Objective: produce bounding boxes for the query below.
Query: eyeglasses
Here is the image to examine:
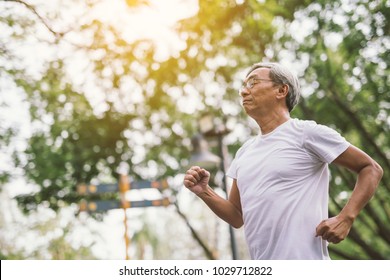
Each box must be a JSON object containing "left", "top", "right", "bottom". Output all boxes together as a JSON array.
[{"left": 240, "top": 77, "right": 273, "bottom": 92}]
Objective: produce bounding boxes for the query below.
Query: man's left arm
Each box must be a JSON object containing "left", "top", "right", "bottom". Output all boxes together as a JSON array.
[{"left": 316, "top": 145, "right": 383, "bottom": 244}]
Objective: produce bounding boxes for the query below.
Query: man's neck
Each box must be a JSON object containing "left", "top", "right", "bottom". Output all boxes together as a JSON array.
[{"left": 253, "top": 110, "right": 291, "bottom": 135}]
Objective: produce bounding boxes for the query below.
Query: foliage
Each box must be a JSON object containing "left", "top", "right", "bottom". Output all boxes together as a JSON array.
[
  {"left": 0, "top": 199, "right": 96, "bottom": 260},
  {"left": 1, "top": 0, "right": 389, "bottom": 259}
]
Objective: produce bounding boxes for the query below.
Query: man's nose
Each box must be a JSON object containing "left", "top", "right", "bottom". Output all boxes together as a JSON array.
[{"left": 239, "top": 87, "right": 250, "bottom": 97}]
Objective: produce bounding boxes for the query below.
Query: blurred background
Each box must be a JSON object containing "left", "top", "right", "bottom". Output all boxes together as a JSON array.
[{"left": 0, "top": 0, "right": 389, "bottom": 260}]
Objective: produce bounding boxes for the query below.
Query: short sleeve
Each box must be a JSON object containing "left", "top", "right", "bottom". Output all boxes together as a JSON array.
[
  {"left": 226, "top": 156, "right": 238, "bottom": 179},
  {"left": 303, "top": 123, "right": 350, "bottom": 164}
]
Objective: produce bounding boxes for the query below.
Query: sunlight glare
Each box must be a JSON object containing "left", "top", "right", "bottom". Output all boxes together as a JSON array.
[{"left": 93, "top": 0, "right": 198, "bottom": 60}]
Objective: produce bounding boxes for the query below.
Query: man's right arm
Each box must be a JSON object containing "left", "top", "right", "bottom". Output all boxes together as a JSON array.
[{"left": 184, "top": 166, "right": 243, "bottom": 228}]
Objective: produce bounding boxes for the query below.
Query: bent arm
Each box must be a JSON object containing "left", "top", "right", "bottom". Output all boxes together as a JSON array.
[
  {"left": 198, "top": 179, "right": 243, "bottom": 228},
  {"left": 334, "top": 145, "right": 383, "bottom": 221},
  {"left": 184, "top": 166, "right": 243, "bottom": 228},
  {"left": 316, "top": 145, "right": 383, "bottom": 243}
]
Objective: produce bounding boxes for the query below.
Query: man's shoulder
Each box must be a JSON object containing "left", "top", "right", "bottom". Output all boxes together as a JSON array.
[
  {"left": 292, "top": 118, "right": 339, "bottom": 136},
  {"left": 294, "top": 118, "right": 348, "bottom": 147},
  {"left": 291, "top": 118, "right": 318, "bottom": 128},
  {"left": 291, "top": 118, "right": 330, "bottom": 136}
]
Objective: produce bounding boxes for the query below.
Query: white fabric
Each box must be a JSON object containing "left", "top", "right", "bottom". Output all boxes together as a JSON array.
[{"left": 226, "top": 118, "right": 350, "bottom": 260}]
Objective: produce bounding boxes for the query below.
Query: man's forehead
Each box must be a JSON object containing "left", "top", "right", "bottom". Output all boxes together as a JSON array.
[{"left": 246, "top": 67, "right": 271, "bottom": 78}]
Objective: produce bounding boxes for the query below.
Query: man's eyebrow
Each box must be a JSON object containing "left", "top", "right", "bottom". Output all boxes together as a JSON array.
[{"left": 244, "top": 74, "right": 259, "bottom": 81}]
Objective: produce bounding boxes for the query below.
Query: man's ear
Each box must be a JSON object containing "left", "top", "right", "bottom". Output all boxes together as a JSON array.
[{"left": 276, "top": 84, "right": 289, "bottom": 99}]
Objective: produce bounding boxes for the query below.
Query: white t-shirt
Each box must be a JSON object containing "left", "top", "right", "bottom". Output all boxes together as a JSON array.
[{"left": 226, "top": 118, "right": 350, "bottom": 260}]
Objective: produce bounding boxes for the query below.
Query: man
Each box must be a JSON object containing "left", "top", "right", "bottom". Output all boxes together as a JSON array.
[{"left": 183, "top": 62, "right": 383, "bottom": 259}]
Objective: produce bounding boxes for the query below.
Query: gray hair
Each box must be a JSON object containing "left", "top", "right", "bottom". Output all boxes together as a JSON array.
[{"left": 246, "top": 62, "right": 301, "bottom": 112}]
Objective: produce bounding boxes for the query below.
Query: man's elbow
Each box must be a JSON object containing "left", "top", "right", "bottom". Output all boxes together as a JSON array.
[
  {"left": 372, "top": 161, "right": 383, "bottom": 179},
  {"left": 368, "top": 160, "right": 383, "bottom": 184}
]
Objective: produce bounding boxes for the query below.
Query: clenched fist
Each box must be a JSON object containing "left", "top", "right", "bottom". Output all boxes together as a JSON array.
[
  {"left": 315, "top": 215, "right": 353, "bottom": 244},
  {"left": 183, "top": 166, "right": 210, "bottom": 195}
]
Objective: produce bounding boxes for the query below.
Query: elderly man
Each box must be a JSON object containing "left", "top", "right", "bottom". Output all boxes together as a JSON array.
[{"left": 183, "top": 62, "right": 383, "bottom": 259}]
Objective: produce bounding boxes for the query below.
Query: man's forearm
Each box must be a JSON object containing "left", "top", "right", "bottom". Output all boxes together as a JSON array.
[{"left": 198, "top": 186, "right": 244, "bottom": 228}]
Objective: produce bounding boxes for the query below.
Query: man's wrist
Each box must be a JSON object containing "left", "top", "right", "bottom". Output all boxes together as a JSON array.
[
  {"left": 197, "top": 185, "right": 213, "bottom": 199},
  {"left": 338, "top": 211, "right": 356, "bottom": 224}
]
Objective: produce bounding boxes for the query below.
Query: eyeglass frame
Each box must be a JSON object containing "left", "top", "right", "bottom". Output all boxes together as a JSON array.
[{"left": 240, "top": 77, "right": 274, "bottom": 92}]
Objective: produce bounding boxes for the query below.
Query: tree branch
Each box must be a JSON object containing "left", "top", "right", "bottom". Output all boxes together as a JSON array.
[
  {"left": 329, "top": 89, "right": 390, "bottom": 175},
  {"left": 173, "top": 202, "right": 217, "bottom": 260},
  {"left": 3, "top": 0, "right": 65, "bottom": 39}
]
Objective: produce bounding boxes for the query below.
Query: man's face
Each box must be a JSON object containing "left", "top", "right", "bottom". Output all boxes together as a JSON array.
[{"left": 240, "top": 67, "right": 278, "bottom": 117}]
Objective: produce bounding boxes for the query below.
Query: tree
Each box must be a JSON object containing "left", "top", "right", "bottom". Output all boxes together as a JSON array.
[
  {"left": 0, "top": 190, "right": 96, "bottom": 259},
  {"left": 2, "top": 0, "right": 388, "bottom": 259}
]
